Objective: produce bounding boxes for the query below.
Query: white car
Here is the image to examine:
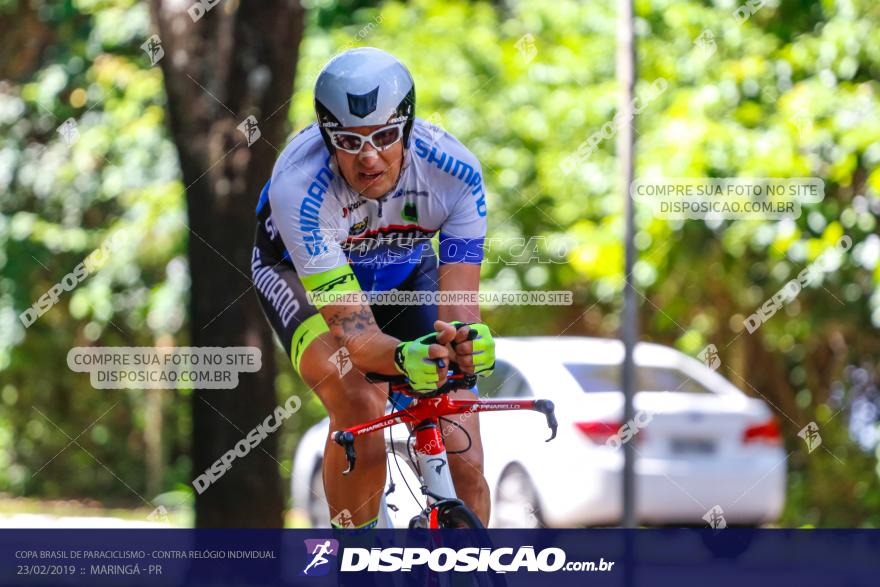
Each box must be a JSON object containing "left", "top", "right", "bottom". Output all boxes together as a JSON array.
[{"left": 291, "top": 337, "right": 786, "bottom": 527}]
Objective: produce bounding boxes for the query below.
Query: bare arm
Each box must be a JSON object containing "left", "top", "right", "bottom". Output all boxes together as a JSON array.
[
  {"left": 301, "top": 265, "right": 400, "bottom": 375},
  {"left": 438, "top": 262, "right": 482, "bottom": 372},
  {"left": 319, "top": 301, "right": 400, "bottom": 375},
  {"left": 438, "top": 262, "right": 481, "bottom": 323},
  {"left": 308, "top": 265, "right": 456, "bottom": 380}
]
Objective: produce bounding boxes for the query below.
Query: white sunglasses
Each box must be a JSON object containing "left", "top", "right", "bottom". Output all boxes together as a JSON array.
[{"left": 326, "top": 122, "right": 406, "bottom": 154}]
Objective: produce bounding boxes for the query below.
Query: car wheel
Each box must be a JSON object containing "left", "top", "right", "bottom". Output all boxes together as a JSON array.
[
  {"left": 307, "top": 460, "right": 328, "bottom": 528},
  {"left": 493, "top": 463, "right": 543, "bottom": 528}
]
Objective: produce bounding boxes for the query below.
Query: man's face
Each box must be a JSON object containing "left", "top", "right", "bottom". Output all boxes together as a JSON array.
[{"left": 333, "top": 123, "right": 404, "bottom": 199}]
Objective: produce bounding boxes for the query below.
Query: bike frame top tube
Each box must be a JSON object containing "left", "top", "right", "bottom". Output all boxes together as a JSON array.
[
  {"left": 342, "top": 395, "right": 545, "bottom": 439},
  {"left": 338, "top": 396, "right": 545, "bottom": 507}
]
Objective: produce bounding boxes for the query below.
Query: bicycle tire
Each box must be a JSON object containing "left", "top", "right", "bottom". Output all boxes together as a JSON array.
[
  {"left": 437, "top": 503, "right": 485, "bottom": 529},
  {"left": 434, "top": 504, "right": 508, "bottom": 587}
]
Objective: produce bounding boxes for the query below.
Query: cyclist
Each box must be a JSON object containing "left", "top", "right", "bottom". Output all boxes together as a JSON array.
[{"left": 252, "top": 47, "right": 495, "bottom": 528}]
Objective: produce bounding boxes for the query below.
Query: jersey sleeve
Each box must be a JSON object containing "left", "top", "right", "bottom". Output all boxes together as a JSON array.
[
  {"left": 268, "top": 156, "right": 362, "bottom": 306},
  {"left": 438, "top": 159, "right": 487, "bottom": 265}
]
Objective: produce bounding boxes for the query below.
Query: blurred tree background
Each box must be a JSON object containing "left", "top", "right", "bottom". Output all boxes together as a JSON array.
[{"left": 1, "top": 0, "right": 878, "bottom": 527}]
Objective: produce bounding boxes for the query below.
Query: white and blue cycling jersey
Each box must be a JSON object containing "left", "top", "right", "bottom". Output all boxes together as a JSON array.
[{"left": 254, "top": 118, "right": 487, "bottom": 292}]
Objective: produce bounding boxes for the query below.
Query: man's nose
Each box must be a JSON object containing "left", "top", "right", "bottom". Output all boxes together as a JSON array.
[{"left": 358, "top": 142, "right": 379, "bottom": 163}]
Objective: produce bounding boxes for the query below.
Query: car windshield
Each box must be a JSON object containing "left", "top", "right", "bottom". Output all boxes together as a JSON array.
[{"left": 563, "top": 363, "right": 712, "bottom": 394}]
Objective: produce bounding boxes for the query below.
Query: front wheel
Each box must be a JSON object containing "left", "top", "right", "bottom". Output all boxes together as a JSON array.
[
  {"left": 437, "top": 503, "right": 484, "bottom": 529},
  {"left": 434, "top": 504, "right": 506, "bottom": 587}
]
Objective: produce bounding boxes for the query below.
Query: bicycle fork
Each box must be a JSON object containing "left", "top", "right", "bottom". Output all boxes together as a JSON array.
[
  {"left": 412, "top": 420, "right": 458, "bottom": 502},
  {"left": 378, "top": 420, "right": 456, "bottom": 529}
]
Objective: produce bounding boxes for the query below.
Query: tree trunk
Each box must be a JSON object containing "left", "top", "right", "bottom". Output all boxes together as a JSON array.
[
  {"left": 144, "top": 388, "right": 163, "bottom": 500},
  {"left": 0, "top": 0, "right": 54, "bottom": 81},
  {"left": 151, "top": 0, "right": 305, "bottom": 528}
]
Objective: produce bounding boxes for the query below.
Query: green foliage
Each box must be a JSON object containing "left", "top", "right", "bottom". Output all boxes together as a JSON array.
[
  {"left": 1, "top": 0, "right": 185, "bottom": 501},
  {"left": 1, "top": 0, "right": 878, "bottom": 525}
]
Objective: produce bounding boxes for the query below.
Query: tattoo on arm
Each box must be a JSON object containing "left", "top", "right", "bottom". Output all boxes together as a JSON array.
[{"left": 325, "top": 304, "right": 378, "bottom": 345}]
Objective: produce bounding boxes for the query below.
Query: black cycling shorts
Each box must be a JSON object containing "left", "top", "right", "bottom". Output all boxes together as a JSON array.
[{"left": 252, "top": 240, "right": 458, "bottom": 409}]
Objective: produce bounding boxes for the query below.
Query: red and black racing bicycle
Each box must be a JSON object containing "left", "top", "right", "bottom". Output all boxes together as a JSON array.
[{"left": 332, "top": 332, "right": 557, "bottom": 529}]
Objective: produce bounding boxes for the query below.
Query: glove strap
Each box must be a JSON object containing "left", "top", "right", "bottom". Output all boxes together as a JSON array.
[{"left": 393, "top": 342, "right": 407, "bottom": 375}]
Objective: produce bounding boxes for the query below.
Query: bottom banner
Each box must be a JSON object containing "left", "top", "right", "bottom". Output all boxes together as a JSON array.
[{"left": 2, "top": 529, "right": 878, "bottom": 586}]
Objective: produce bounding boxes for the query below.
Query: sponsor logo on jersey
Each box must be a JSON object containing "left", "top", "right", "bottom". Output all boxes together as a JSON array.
[
  {"left": 293, "top": 333, "right": 308, "bottom": 367},
  {"left": 413, "top": 138, "right": 487, "bottom": 218},
  {"left": 392, "top": 189, "right": 429, "bottom": 199},
  {"left": 299, "top": 156, "right": 335, "bottom": 256},
  {"left": 251, "top": 248, "right": 300, "bottom": 327},
  {"left": 343, "top": 226, "right": 434, "bottom": 255},
  {"left": 348, "top": 218, "right": 368, "bottom": 236},
  {"left": 264, "top": 215, "right": 278, "bottom": 240},
  {"left": 402, "top": 201, "right": 418, "bottom": 222},
  {"left": 341, "top": 199, "right": 365, "bottom": 218}
]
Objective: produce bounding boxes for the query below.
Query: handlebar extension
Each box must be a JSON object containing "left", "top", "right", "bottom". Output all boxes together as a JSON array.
[
  {"left": 332, "top": 431, "right": 357, "bottom": 475},
  {"left": 332, "top": 399, "right": 556, "bottom": 477},
  {"left": 533, "top": 399, "right": 558, "bottom": 442}
]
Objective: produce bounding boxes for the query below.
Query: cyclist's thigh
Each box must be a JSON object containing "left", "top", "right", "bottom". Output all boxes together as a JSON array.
[
  {"left": 252, "top": 247, "right": 386, "bottom": 418},
  {"left": 298, "top": 332, "right": 388, "bottom": 424}
]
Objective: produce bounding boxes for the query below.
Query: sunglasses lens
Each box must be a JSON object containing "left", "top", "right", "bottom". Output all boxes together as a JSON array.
[
  {"left": 372, "top": 126, "right": 402, "bottom": 149},
  {"left": 333, "top": 133, "right": 363, "bottom": 152}
]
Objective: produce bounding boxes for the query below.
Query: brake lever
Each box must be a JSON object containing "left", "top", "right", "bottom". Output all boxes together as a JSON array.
[
  {"left": 533, "top": 399, "right": 558, "bottom": 442},
  {"left": 332, "top": 431, "right": 357, "bottom": 474}
]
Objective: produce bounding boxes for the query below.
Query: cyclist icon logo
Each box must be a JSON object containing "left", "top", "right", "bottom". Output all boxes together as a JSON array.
[
  {"left": 702, "top": 505, "right": 727, "bottom": 531},
  {"left": 798, "top": 421, "right": 822, "bottom": 453},
  {"left": 301, "top": 538, "right": 339, "bottom": 577},
  {"left": 697, "top": 344, "right": 721, "bottom": 371},
  {"left": 140, "top": 34, "right": 165, "bottom": 67},
  {"left": 237, "top": 115, "right": 262, "bottom": 147},
  {"left": 330, "top": 347, "right": 353, "bottom": 376}
]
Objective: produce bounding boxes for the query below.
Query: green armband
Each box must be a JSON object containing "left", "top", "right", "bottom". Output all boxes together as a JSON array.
[{"left": 300, "top": 265, "right": 362, "bottom": 309}]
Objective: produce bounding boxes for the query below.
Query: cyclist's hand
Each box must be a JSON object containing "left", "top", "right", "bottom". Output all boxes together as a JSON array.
[
  {"left": 394, "top": 330, "right": 450, "bottom": 392},
  {"left": 433, "top": 320, "right": 474, "bottom": 372},
  {"left": 446, "top": 321, "right": 496, "bottom": 378},
  {"left": 445, "top": 321, "right": 475, "bottom": 373}
]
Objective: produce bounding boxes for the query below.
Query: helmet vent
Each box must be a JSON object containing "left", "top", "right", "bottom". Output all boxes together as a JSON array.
[{"left": 346, "top": 87, "right": 379, "bottom": 118}]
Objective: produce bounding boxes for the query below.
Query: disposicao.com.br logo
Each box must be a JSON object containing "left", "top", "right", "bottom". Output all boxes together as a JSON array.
[
  {"left": 338, "top": 546, "right": 615, "bottom": 573},
  {"left": 301, "top": 539, "right": 339, "bottom": 577}
]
